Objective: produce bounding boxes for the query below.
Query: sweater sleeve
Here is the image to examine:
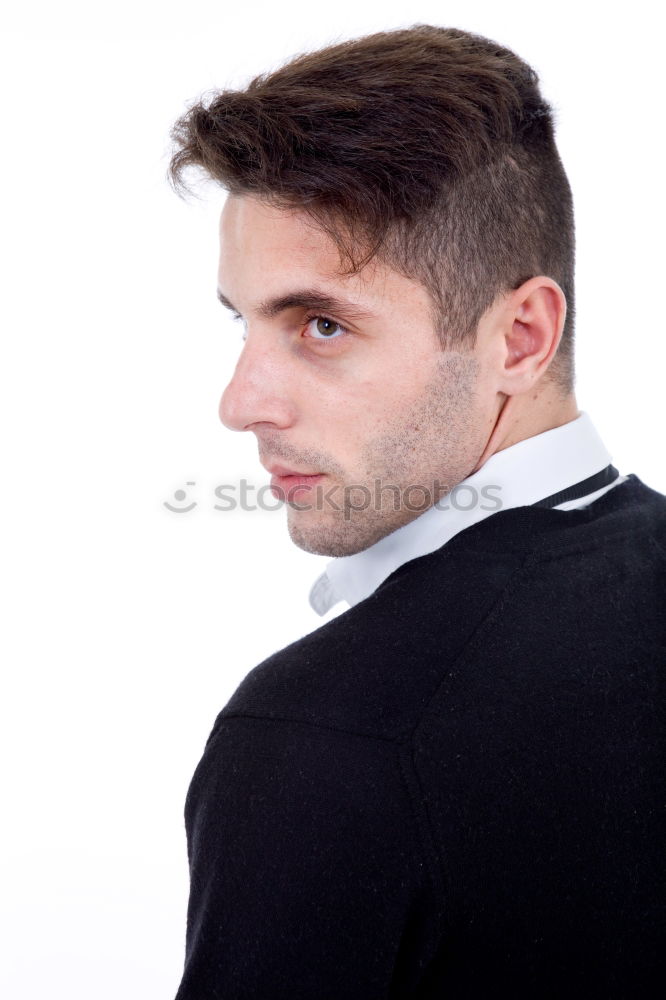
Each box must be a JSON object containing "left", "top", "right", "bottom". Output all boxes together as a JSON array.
[{"left": 173, "top": 713, "right": 440, "bottom": 1000}]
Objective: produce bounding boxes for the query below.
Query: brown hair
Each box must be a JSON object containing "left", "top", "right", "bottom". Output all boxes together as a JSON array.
[{"left": 169, "top": 24, "right": 576, "bottom": 394}]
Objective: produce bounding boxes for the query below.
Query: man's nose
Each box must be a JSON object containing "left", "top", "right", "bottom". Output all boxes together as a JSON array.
[{"left": 219, "top": 335, "right": 296, "bottom": 432}]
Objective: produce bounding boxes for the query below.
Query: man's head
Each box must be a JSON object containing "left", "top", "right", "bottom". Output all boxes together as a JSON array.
[{"left": 169, "top": 24, "right": 577, "bottom": 556}]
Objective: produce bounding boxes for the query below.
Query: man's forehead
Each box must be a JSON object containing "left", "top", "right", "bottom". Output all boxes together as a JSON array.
[
  {"left": 220, "top": 197, "right": 378, "bottom": 298},
  {"left": 219, "top": 193, "right": 328, "bottom": 252},
  {"left": 216, "top": 193, "right": 435, "bottom": 322}
]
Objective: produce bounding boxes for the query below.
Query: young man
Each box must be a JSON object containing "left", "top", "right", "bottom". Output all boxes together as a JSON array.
[{"left": 169, "top": 24, "right": 665, "bottom": 998}]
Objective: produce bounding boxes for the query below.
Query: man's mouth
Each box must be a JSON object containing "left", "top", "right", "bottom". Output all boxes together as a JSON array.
[
  {"left": 259, "top": 457, "right": 328, "bottom": 502},
  {"left": 268, "top": 468, "right": 325, "bottom": 500}
]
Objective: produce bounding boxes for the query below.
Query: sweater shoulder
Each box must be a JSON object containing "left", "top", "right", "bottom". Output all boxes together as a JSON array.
[
  {"left": 217, "top": 542, "right": 526, "bottom": 741},
  {"left": 215, "top": 475, "right": 666, "bottom": 742}
]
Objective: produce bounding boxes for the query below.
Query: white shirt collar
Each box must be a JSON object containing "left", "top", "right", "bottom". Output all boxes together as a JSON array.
[{"left": 309, "top": 411, "right": 619, "bottom": 616}]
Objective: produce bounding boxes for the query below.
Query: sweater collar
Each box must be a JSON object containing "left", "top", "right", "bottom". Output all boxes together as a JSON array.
[{"left": 309, "top": 412, "right": 619, "bottom": 616}]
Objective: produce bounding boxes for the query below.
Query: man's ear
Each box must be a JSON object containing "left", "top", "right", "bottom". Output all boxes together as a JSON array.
[{"left": 496, "top": 277, "right": 567, "bottom": 395}]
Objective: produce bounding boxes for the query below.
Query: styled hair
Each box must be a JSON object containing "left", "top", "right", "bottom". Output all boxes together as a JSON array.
[{"left": 169, "top": 24, "right": 576, "bottom": 394}]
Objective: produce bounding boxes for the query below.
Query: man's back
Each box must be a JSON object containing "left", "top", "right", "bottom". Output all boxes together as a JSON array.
[{"left": 176, "top": 475, "right": 666, "bottom": 998}]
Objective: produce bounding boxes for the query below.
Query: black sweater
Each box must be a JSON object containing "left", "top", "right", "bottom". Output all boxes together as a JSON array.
[{"left": 174, "top": 474, "right": 666, "bottom": 999}]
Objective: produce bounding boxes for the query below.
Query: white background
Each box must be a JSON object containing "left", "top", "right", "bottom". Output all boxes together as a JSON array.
[{"left": 1, "top": 2, "right": 664, "bottom": 997}]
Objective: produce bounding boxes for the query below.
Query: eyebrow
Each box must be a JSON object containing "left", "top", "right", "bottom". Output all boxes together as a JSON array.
[{"left": 216, "top": 286, "right": 377, "bottom": 323}]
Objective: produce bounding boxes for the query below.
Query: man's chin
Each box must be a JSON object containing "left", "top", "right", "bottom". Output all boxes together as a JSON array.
[{"left": 285, "top": 508, "right": 401, "bottom": 558}]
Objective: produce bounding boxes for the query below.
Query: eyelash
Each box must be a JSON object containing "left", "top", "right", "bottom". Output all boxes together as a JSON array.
[{"left": 231, "top": 312, "right": 350, "bottom": 343}]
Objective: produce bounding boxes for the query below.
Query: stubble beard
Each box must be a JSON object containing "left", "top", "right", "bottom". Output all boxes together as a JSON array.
[{"left": 286, "top": 353, "right": 484, "bottom": 557}]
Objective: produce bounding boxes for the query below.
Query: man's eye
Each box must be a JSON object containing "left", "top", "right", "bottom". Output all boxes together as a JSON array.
[
  {"left": 231, "top": 312, "right": 247, "bottom": 341},
  {"left": 305, "top": 316, "right": 347, "bottom": 340}
]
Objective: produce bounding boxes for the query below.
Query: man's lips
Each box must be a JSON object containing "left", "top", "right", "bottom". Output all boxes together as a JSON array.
[{"left": 265, "top": 464, "right": 325, "bottom": 499}]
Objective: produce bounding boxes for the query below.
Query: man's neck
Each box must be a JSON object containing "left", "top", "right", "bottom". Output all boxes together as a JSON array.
[{"left": 472, "top": 389, "right": 579, "bottom": 475}]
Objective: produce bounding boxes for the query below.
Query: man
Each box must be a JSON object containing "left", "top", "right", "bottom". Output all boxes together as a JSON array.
[{"left": 168, "top": 24, "right": 665, "bottom": 998}]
